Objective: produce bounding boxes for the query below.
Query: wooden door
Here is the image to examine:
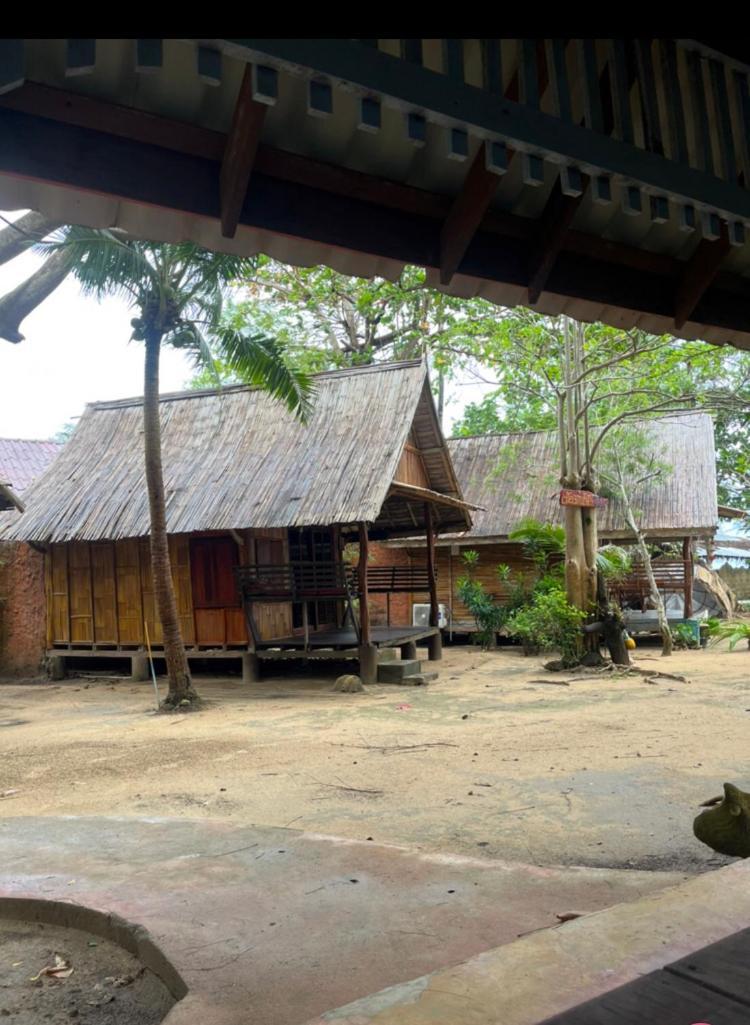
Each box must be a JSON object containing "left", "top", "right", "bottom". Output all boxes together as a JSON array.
[{"left": 190, "top": 536, "right": 247, "bottom": 646}]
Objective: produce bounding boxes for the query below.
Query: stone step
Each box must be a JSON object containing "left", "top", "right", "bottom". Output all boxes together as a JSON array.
[
  {"left": 401, "top": 671, "right": 439, "bottom": 686},
  {"left": 377, "top": 659, "right": 422, "bottom": 682}
]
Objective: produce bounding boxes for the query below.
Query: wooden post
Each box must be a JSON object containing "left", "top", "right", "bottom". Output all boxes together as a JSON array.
[
  {"left": 683, "top": 536, "right": 693, "bottom": 620},
  {"left": 358, "top": 522, "right": 371, "bottom": 645},
  {"left": 424, "top": 503, "right": 442, "bottom": 661},
  {"left": 358, "top": 521, "right": 376, "bottom": 682}
]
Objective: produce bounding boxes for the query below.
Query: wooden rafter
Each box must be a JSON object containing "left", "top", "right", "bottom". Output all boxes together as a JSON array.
[
  {"left": 674, "top": 225, "right": 732, "bottom": 329},
  {"left": 439, "top": 142, "right": 502, "bottom": 285},
  {"left": 220, "top": 65, "right": 267, "bottom": 238},
  {"left": 527, "top": 176, "right": 588, "bottom": 304},
  {"left": 439, "top": 41, "right": 550, "bottom": 286}
]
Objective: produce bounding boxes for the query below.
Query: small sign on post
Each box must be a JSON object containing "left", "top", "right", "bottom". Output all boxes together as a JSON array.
[{"left": 559, "top": 489, "right": 608, "bottom": 509}]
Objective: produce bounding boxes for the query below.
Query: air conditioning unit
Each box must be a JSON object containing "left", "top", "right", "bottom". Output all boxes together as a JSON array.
[{"left": 412, "top": 603, "right": 448, "bottom": 629}]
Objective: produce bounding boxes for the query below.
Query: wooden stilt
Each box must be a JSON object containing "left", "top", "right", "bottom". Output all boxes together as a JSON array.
[
  {"left": 424, "top": 503, "right": 442, "bottom": 661},
  {"left": 683, "top": 536, "right": 693, "bottom": 620},
  {"left": 358, "top": 522, "right": 371, "bottom": 647}
]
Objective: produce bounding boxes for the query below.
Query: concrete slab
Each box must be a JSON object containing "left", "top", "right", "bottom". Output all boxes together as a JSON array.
[
  {"left": 304, "top": 860, "right": 750, "bottom": 1025},
  {"left": 0, "top": 816, "right": 686, "bottom": 1025}
]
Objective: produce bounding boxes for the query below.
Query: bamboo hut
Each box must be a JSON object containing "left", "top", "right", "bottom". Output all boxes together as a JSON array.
[
  {"left": 385, "top": 413, "right": 729, "bottom": 633},
  {"left": 3, "top": 361, "right": 474, "bottom": 682}
]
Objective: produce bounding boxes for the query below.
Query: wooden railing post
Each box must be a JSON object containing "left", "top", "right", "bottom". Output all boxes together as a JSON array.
[{"left": 424, "top": 502, "right": 442, "bottom": 661}]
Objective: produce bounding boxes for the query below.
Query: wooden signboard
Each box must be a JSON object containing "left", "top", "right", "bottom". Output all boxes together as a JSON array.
[{"left": 559, "top": 490, "right": 609, "bottom": 508}]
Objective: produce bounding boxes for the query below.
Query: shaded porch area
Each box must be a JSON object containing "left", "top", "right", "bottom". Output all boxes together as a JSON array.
[{"left": 254, "top": 624, "right": 438, "bottom": 657}]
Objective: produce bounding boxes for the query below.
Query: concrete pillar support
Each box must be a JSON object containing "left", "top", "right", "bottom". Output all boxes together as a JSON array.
[{"left": 242, "top": 652, "right": 260, "bottom": 684}]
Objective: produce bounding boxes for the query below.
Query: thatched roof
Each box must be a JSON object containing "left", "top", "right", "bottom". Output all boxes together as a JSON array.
[
  {"left": 5, "top": 361, "right": 470, "bottom": 543},
  {"left": 445, "top": 413, "right": 718, "bottom": 542}
]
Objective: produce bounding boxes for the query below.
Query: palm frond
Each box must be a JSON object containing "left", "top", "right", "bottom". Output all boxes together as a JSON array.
[
  {"left": 211, "top": 327, "right": 314, "bottom": 421},
  {"left": 34, "top": 226, "right": 158, "bottom": 304}
]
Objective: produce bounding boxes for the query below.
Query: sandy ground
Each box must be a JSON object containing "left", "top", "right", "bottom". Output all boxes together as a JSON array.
[{"left": 0, "top": 642, "right": 746, "bottom": 872}]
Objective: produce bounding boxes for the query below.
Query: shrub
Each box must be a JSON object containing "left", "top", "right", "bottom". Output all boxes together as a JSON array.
[{"left": 506, "top": 588, "right": 585, "bottom": 667}]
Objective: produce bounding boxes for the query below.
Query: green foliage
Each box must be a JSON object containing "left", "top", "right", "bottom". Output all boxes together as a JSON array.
[
  {"left": 456, "top": 575, "right": 509, "bottom": 648},
  {"left": 506, "top": 588, "right": 585, "bottom": 666},
  {"left": 709, "top": 620, "right": 750, "bottom": 651},
  {"left": 52, "top": 421, "right": 76, "bottom": 444},
  {"left": 508, "top": 518, "right": 565, "bottom": 570},
  {"left": 671, "top": 623, "right": 699, "bottom": 650},
  {"left": 38, "top": 228, "right": 313, "bottom": 421},
  {"left": 596, "top": 545, "right": 632, "bottom": 582}
]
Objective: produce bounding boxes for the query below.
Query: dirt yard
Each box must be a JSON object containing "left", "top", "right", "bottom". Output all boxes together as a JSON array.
[{"left": 0, "top": 642, "right": 746, "bottom": 872}]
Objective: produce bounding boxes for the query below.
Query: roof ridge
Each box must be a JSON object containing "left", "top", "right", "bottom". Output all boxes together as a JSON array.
[
  {"left": 0, "top": 437, "right": 62, "bottom": 445},
  {"left": 89, "top": 359, "right": 425, "bottom": 411},
  {"left": 449, "top": 410, "right": 712, "bottom": 444}
]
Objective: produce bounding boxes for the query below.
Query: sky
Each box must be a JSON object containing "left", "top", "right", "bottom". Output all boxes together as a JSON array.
[{"left": 0, "top": 213, "right": 489, "bottom": 440}]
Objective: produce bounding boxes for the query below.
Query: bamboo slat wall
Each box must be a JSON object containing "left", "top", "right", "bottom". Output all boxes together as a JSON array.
[{"left": 45, "top": 530, "right": 293, "bottom": 649}]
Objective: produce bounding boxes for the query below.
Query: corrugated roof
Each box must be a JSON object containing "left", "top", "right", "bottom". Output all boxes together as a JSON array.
[
  {"left": 447, "top": 413, "right": 718, "bottom": 540},
  {"left": 4, "top": 361, "right": 468, "bottom": 543},
  {"left": 0, "top": 438, "right": 61, "bottom": 493}
]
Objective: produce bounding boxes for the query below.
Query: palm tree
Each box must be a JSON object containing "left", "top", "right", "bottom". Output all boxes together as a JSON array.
[{"left": 27, "top": 227, "right": 312, "bottom": 708}]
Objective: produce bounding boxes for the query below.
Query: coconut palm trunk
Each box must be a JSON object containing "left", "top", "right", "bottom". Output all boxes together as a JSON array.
[{"left": 143, "top": 328, "right": 196, "bottom": 705}]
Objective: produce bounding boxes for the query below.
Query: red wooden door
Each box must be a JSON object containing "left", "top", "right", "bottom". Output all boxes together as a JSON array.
[{"left": 190, "top": 536, "right": 246, "bottom": 645}]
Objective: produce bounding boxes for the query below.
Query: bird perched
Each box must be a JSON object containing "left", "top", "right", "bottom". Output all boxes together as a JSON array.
[{"left": 693, "top": 783, "right": 750, "bottom": 857}]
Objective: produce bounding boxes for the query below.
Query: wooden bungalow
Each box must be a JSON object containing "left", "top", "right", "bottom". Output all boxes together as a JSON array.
[
  {"left": 385, "top": 413, "right": 727, "bottom": 633},
  {"left": 3, "top": 361, "right": 474, "bottom": 682}
]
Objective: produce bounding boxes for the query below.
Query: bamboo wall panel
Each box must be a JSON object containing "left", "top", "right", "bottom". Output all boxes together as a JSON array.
[
  {"left": 48, "top": 544, "right": 69, "bottom": 644},
  {"left": 247, "top": 528, "right": 292, "bottom": 641},
  {"left": 139, "top": 540, "right": 161, "bottom": 645},
  {"left": 68, "top": 542, "right": 93, "bottom": 643},
  {"left": 170, "top": 535, "right": 195, "bottom": 645},
  {"left": 115, "top": 539, "right": 143, "bottom": 644},
  {"left": 91, "top": 542, "right": 117, "bottom": 643}
]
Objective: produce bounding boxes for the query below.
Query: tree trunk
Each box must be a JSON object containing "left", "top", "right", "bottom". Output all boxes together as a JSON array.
[
  {"left": 0, "top": 212, "right": 60, "bottom": 267},
  {"left": 0, "top": 247, "right": 74, "bottom": 343},
  {"left": 596, "top": 570, "right": 630, "bottom": 665},
  {"left": 563, "top": 505, "right": 586, "bottom": 612},
  {"left": 143, "top": 329, "right": 198, "bottom": 706}
]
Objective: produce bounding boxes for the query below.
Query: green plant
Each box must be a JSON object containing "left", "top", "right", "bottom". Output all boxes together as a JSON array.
[
  {"left": 456, "top": 550, "right": 512, "bottom": 649},
  {"left": 671, "top": 622, "right": 699, "bottom": 650},
  {"left": 710, "top": 620, "right": 750, "bottom": 651},
  {"left": 508, "top": 519, "right": 565, "bottom": 571},
  {"left": 506, "top": 588, "right": 585, "bottom": 666}
]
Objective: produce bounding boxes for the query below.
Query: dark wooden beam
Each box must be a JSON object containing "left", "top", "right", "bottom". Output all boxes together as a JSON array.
[
  {"left": 683, "top": 536, "right": 693, "bottom": 620},
  {"left": 439, "top": 143, "right": 502, "bottom": 284},
  {"left": 527, "top": 176, "right": 588, "bottom": 303},
  {"left": 358, "top": 522, "right": 371, "bottom": 647},
  {"left": 674, "top": 224, "right": 732, "bottom": 329},
  {"left": 220, "top": 65, "right": 267, "bottom": 238},
  {"left": 4, "top": 98, "right": 750, "bottom": 342}
]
